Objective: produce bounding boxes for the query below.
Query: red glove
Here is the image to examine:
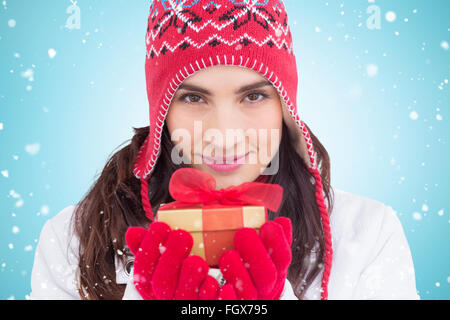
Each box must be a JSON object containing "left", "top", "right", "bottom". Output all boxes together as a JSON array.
[
  {"left": 217, "top": 217, "right": 293, "bottom": 300},
  {"left": 125, "top": 222, "right": 223, "bottom": 300}
]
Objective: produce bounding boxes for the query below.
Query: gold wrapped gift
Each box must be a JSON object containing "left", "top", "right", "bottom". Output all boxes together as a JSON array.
[{"left": 157, "top": 204, "right": 267, "bottom": 267}]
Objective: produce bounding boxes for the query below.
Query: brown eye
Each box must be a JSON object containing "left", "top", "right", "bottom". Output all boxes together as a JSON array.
[
  {"left": 179, "top": 94, "right": 204, "bottom": 105},
  {"left": 245, "top": 92, "right": 269, "bottom": 103},
  {"left": 248, "top": 93, "right": 260, "bottom": 101}
]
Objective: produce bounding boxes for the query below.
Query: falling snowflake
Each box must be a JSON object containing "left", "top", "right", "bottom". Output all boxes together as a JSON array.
[
  {"left": 21, "top": 69, "right": 34, "bottom": 82},
  {"left": 441, "top": 41, "right": 449, "bottom": 51},
  {"left": 366, "top": 64, "right": 379, "bottom": 77},
  {"left": 385, "top": 11, "right": 397, "bottom": 23},
  {"left": 40, "top": 205, "right": 49, "bottom": 215},
  {"left": 25, "top": 143, "right": 40, "bottom": 155},
  {"left": 235, "top": 278, "right": 244, "bottom": 292},
  {"left": 7, "top": 19, "right": 16, "bottom": 28},
  {"left": 15, "top": 199, "right": 24, "bottom": 208},
  {"left": 48, "top": 48, "right": 57, "bottom": 59},
  {"left": 412, "top": 212, "right": 422, "bottom": 221},
  {"left": 409, "top": 111, "right": 419, "bottom": 121}
]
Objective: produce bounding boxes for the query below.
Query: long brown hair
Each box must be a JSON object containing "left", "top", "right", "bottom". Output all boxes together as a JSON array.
[{"left": 72, "top": 120, "right": 334, "bottom": 300}]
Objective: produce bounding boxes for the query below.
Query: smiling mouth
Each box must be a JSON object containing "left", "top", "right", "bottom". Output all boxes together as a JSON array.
[
  {"left": 202, "top": 152, "right": 249, "bottom": 164},
  {"left": 201, "top": 152, "right": 250, "bottom": 173}
]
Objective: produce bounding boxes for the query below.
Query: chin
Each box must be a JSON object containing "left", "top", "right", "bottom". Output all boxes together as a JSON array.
[{"left": 201, "top": 165, "right": 261, "bottom": 189}]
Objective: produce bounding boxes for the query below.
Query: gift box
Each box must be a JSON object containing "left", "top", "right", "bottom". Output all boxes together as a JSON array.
[
  {"left": 155, "top": 167, "right": 284, "bottom": 267},
  {"left": 157, "top": 203, "right": 267, "bottom": 267}
]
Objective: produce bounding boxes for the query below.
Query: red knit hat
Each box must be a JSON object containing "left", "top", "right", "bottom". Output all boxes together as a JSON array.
[{"left": 133, "top": 0, "right": 332, "bottom": 300}]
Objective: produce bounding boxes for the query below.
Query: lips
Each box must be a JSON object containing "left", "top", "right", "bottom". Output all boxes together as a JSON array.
[
  {"left": 202, "top": 153, "right": 250, "bottom": 173},
  {"left": 202, "top": 153, "right": 249, "bottom": 164}
]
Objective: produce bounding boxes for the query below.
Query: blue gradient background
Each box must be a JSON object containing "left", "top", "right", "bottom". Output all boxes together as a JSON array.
[{"left": 0, "top": 0, "right": 448, "bottom": 300}]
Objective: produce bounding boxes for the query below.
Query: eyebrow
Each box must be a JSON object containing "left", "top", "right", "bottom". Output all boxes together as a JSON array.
[{"left": 178, "top": 80, "right": 272, "bottom": 96}]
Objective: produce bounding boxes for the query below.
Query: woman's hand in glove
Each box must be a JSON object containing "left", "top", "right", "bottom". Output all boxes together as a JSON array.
[
  {"left": 218, "top": 217, "right": 293, "bottom": 300},
  {"left": 125, "top": 222, "right": 222, "bottom": 300}
]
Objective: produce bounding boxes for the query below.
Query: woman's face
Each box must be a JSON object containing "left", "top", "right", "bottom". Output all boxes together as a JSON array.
[{"left": 166, "top": 65, "right": 283, "bottom": 189}]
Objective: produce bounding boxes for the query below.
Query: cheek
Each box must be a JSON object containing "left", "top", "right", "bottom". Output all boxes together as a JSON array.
[
  {"left": 166, "top": 109, "right": 197, "bottom": 159},
  {"left": 248, "top": 104, "right": 283, "bottom": 154}
]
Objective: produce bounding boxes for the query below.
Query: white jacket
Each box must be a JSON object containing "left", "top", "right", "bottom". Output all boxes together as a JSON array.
[{"left": 29, "top": 188, "right": 420, "bottom": 300}]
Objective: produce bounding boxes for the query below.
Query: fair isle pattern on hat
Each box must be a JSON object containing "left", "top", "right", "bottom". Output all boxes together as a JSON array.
[{"left": 134, "top": 0, "right": 332, "bottom": 300}]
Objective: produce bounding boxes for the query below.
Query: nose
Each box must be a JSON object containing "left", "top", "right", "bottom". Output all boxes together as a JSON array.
[{"left": 202, "top": 103, "right": 247, "bottom": 156}]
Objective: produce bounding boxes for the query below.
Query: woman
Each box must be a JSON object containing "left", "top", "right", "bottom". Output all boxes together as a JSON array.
[{"left": 30, "top": 0, "right": 419, "bottom": 300}]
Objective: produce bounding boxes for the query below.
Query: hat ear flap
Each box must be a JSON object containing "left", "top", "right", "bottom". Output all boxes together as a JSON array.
[{"left": 280, "top": 96, "right": 313, "bottom": 169}]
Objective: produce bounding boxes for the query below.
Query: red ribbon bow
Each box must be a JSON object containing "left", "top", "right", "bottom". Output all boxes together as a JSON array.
[{"left": 158, "top": 168, "right": 284, "bottom": 212}]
